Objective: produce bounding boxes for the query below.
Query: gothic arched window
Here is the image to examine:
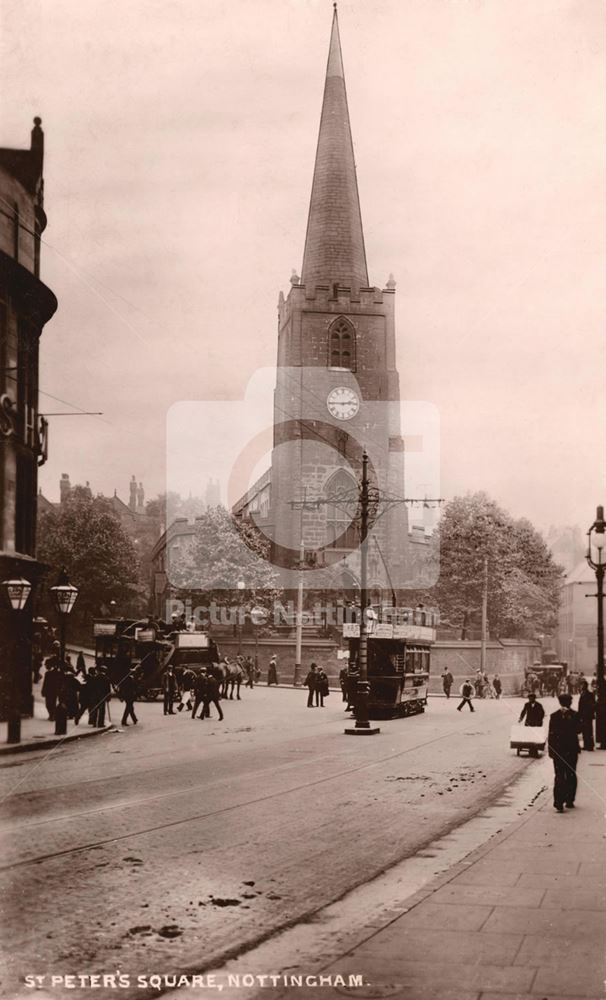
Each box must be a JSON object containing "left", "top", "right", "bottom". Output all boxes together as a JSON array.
[
  {"left": 325, "top": 469, "right": 358, "bottom": 550},
  {"left": 328, "top": 317, "right": 355, "bottom": 370}
]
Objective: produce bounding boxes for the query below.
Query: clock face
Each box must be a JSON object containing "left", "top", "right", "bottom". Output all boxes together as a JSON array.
[{"left": 327, "top": 386, "right": 360, "bottom": 421}]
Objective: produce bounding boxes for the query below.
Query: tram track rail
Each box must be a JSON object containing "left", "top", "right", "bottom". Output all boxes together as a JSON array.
[{"left": 0, "top": 727, "right": 463, "bottom": 873}]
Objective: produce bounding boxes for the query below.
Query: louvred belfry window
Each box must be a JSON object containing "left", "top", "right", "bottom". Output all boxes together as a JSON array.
[{"left": 328, "top": 318, "right": 355, "bottom": 370}]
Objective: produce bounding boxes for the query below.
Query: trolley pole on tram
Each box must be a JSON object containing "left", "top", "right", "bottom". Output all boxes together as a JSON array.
[{"left": 345, "top": 452, "right": 380, "bottom": 736}]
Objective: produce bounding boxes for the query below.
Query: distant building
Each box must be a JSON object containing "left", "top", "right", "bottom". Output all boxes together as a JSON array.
[
  {"left": 38, "top": 471, "right": 156, "bottom": 542},
  {"left": 0, "top": 118, "right": 57, "bottom": 721},
  {"left": 150, "top": 517, "right": 197, "bottom": 618},
  {"left": 556, "top": 559, "right": 597, "bottom": 674},
  {"left": 546, "top": 524, "right": 585, "bottom": 575}
]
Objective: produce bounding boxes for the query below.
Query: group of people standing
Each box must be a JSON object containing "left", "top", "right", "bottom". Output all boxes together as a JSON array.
[
  {"left": 304, "top": 663, "right": 330, "bottom": 707},
  {"left": 40, "top": 644, "right": 114, "bottom": 728}
]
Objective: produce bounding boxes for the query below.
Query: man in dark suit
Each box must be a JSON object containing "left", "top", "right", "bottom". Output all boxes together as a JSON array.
[
  {"left": 162, "top": 665, "right": 177, "bottom": 715},
  {"left": 548, "top": 693, "right": 581, "bottom": 812},
  {"left": 519, "top": 692, "right": 546, "bottom": 757},
  {"left": 201, "top": 670, "right": 224, "bottom": 721},
  {"left": 578, "top": 681, "right": 596, "bottom": 751},
  {"left": 119, "top": 671, "right": 138, "bottom": 727}
]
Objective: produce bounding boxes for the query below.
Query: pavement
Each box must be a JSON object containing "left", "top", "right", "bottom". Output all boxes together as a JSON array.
[
  {"left": 209, "top": 746, "right": 606, "bottom": 1000},
  {"left": 3, "top": 693, "right": 604, "bottom": 1000},
  {"left": 0, "top": 693, "right": 113, "bottom": 757}
]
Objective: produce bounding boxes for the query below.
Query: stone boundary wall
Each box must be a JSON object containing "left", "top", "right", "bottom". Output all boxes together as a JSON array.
[{"left": 216, "top": 637, "right": 538, "bottom": 694}]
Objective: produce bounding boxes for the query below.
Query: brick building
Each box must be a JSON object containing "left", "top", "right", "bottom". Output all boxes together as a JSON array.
[{"left": 0, "top": 119, "right": 57, "bottom": 722}]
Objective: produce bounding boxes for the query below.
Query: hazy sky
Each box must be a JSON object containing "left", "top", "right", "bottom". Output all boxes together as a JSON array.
[{"left": 2, "top": 0, "right": 605, "bottom": 532}]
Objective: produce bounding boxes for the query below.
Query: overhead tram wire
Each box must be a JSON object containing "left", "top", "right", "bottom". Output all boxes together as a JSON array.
[{"left": 0, "top": 195, "right": 151, "bottom": 345}]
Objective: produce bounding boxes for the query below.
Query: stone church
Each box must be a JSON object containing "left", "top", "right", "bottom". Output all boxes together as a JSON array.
[{"left": 234, "top": 8, "right": 429, "bottom": 600}]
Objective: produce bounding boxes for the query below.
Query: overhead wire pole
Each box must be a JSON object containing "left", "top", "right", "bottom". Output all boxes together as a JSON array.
[
  {"left": 294, "top": 500, "right": 304, "bottom": 687},
  {"left": 290, "top": 469, "right": 442, "bottom": 735},
  {"left": 480, "top": 556, "right": 488, "bottom": 676},
  {"left": 344, "top": 451, "right": 379, "bottom": 734}
]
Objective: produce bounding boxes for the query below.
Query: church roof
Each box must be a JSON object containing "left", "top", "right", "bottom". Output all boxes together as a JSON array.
[{"left": 301, "top": 7, "right": 369, "bottom": 290}]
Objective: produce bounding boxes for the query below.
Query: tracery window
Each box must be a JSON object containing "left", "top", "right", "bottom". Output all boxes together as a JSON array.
[
  {"left": 328, "top": 317, "right": 355, "bottom": 370},
  {"left": 325, "top": 469, "right": 358, "bottom": 550}
]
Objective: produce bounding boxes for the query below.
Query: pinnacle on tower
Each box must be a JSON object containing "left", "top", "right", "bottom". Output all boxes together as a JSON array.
[{"left": 301, "top": 7, "right": 369, "bottom": 290}]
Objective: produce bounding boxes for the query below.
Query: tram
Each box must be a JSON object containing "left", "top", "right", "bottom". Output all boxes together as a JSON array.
[{"left": 343, "top": 605, "right": 439, "bottom": 718}]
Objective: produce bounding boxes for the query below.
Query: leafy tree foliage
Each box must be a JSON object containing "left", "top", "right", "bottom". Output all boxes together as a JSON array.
[
  {"left": 415, "top": 492, "right": 563, "bottom": 639},
  {"left": 37, "top": 486, "right": 140, "bottom": 633},
  {"left": 169, "top": 505, "right": 280, "bottom": 610}
]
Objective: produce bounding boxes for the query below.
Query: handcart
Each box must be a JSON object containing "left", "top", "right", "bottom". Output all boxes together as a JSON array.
[{"left": 510, "top": 723, "right": 547, "bottom": 757}]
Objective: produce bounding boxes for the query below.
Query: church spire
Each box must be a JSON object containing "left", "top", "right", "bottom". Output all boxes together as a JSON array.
[{"left": 301, "top": 6, "right": 369, "bottom": 290}]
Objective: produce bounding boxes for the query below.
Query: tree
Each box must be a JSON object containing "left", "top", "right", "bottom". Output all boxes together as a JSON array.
[
  {"left": 37, "top": 486, "right": 140, "bottom": 636},
  {"left": 428, "top": 492, "right": 563, "bottom": 639},
  {"left": 145, "top": 492, "right": 183, "bottom": 532},
  {"left": 170, "top": 506, "right": 281, "bottom": 612}
]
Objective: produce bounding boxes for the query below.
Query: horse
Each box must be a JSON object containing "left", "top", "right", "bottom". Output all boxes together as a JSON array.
[{"left": 218, "top": 658, "right": 244, "bottom": 700}]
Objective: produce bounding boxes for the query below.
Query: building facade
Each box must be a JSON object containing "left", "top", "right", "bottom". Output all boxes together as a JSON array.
[
  {"left": 556, "top": 559, "right": 597, "bottom": 674},
  {"left": 0, "top": 119, "right": 57, "bottom": 720}
]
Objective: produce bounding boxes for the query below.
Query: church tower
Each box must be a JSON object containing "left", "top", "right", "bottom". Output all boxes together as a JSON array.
[{"left": 268, "top": 7, "right": 408, "bottom": 595}]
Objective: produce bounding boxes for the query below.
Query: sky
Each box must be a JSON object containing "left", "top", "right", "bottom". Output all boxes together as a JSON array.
[{"left": 2, "top": 0, "right": 606, "bottom": 534}]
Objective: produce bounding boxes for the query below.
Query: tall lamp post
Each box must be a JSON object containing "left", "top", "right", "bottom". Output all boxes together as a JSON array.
[
  {"left": 50, "top": 568, "right": 78, "bottom": 667},
  {"left": 586, "top": 507, "right": 606, "bottom": 749},
  {"left": 250, "top": 605, "right": 266, "bottom": 673},
  {"left": 1, "top": 577, "right": 32, "bottom": 744},
  {"left": 236, "top": 580, "right": 245, "bottom": 655}
]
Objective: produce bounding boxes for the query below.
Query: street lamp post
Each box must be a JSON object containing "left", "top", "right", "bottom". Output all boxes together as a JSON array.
[
  {"left": 1, "top": 577, "right": 32, "bottom": 744},
  {"left": 345, "top": 452, "right": 380, "bottom": 736},
  {"left": 250, "top": 605, "right": 266, "bottom": 675},
  {"left": 586, "top": 506, "right": 606, "bottom": 749},
  {"left": 49, "top": 568, "right": 79, "bottom": 736},
  {"left": 236, "top": 580, "right": 245, "bottom": 655}
]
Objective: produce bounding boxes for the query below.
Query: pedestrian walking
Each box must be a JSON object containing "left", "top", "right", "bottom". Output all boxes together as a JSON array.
[
  {"left": 82, "top": 667, "right": 97, "bottom": 725},
  {"left": 202, "top": 670, "right": 224, "bottom": 721},
  {"left": 191, "top": 671, "right": 207, "bottom": 720},
  {"left": 244, "top": 655, "right": 255, "bottom": 689},
  {"left": 76, "top": 651, "right": 87, "bottom": 678},
  {"left": 346, "top": 666, "right": 359, "bottom": 712},
  {"left": 118, "top": 671, "right": 138, "bottom": 726},
  {"left": 177, "top": 667, "right": 196, "bottom": 712},
  {"left": 64, "top": 669, "right": 81, "bottom": 721},
  {"left": 94, "top": 667, "right": 111, "bottom": 727},
  {"left": 304, "top": 663, "right": 319, "bottom": 707},
  {"left": 492, "top": 674, "right": 502, "bottom": 699},
  {"left": 457, "top": 679, "right": 475, "bottom": 712},
  {"left": 548, "top": 693, "right": 581, "bottom": 812},
  {"left": 441, "top": 669, "right": 453, "bottom": 699},
  {"left": 32, "top": 644, "right": 43, "bottom": 684},
  {"left": 316, "top": 667, "right": 329, "bottom": 707},
  {"left": 162, "top": 665, "right": 177, "bottom": 715},
  {"left": 267, "top": 655, "right": 278, "bottom": 686},
  {"left": 578, "top": 681, "right": 596, "bottom": 751},
  {"left": 339, "top": 666, "right": 348, "bottom": 702},
  {"left": 41, "top": 652, "right": 62, "bottom": 721}
]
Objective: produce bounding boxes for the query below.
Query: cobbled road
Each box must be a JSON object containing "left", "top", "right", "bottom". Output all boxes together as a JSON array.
[{"left": 0, "top": 688, "right": 537, "bottom": 998}]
